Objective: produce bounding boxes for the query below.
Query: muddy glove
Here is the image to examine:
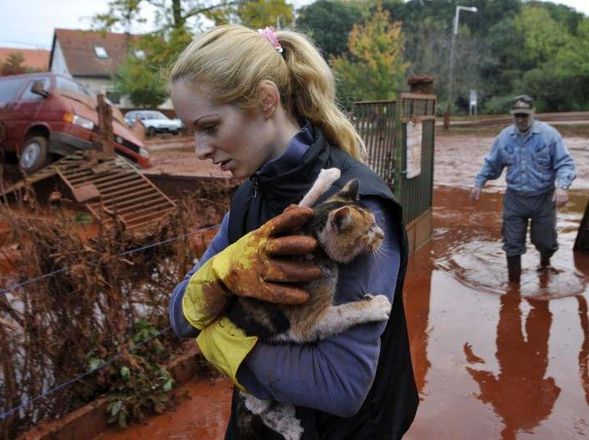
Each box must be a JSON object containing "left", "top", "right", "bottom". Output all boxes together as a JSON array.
[
  {"left": 183, "top": 205, "right": 321, "bottom": 388},
  {"left": 182, "top": 205, "right": 321, "bottom": 330}
]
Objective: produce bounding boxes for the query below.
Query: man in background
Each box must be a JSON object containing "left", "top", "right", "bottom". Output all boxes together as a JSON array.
[{"left": 470, "top": 95, "right": 576, "bottom": 284}]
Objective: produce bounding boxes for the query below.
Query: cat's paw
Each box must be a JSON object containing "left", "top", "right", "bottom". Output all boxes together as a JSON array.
[
  {"left": 282, "top": 419, "right": 304, "bottom": 440},
  {"left": 363, "top": 294, "right": 392, "bottom": 321},
  {"left": 243, "top": 394, "right": 271, "bottom": 414}
]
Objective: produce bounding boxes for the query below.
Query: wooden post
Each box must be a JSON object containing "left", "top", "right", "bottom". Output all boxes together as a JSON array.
[{"left": 96, "top": 94, "right": 114, "bottom": 157}]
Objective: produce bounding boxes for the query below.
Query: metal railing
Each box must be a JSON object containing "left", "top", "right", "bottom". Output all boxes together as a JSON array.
[{"left": 352, "top": 92, "right": 436, "bottom": 225}]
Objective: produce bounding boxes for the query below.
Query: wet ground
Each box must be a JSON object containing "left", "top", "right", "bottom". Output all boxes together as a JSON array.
[
  {"left": 97, "top": 129, "right": 589, "bottom": 439},
  {"left": 404, "top": 186, "right": 589, "bottom": 439}
]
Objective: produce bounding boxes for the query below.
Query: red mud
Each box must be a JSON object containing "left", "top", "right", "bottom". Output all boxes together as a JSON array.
[
  {"left": 143, "top": 135, "right": 231, "bottom": 178},
  {"left": 94, "top": 378, "right": 233, "bottom": 440},
  {"left": 86, "top": 130, "right": 589, "bottom": 438},
  {"left": 404, "top": 186, "right": 589, "bottom": 439}
]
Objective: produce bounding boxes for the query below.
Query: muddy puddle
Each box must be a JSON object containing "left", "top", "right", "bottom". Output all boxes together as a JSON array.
[
  {"left": 433, "top": 186, "right": 588, "bottom": 299},
  {"left": 404, "top": 186, "right": 589, "bottom": 439}
]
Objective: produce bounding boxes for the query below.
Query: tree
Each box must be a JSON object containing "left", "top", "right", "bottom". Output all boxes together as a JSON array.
[
  {"left": 514, "top": 5, "right": 571, "bottom": 67},
  {"left": 296, "top": 0, "right": 366, "bottom": 59},
  {"left": 331, "top": 4, "right": 407, "bottom": 105},
  {"left": 93, "top": 0, "right": 240, "bottom": 34},
  {"left": 93, "top": 0, "right": 239, "bottom": 108},
  {"left": 381, "top": 0, "right": 517, "bottom": 112},
  {"left": 506, "top": 4, "right": 582, "bottom": 111},
  {"left": 517, "top": 14, "right": 589, "bottom": 112},
  {"left": 238, "top": 0, "right": 293, "bottom": 29},
  {"left": 1, "top": 52, "right": 27, "bottom": 76}
]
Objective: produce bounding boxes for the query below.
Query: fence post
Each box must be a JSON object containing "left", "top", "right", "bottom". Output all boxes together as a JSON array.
[
  {"left": 393, "top": 97, "right": 403, "bottom": 199},
  {"left": 95, "top": 94, "right": 114, "bottom": 158}
]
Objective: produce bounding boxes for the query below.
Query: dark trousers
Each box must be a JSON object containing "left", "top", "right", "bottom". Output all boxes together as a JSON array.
[{"left": 502, "top": 189, "right": 558, "bottom": 257}]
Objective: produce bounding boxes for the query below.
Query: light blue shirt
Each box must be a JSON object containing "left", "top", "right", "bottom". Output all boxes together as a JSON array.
[{"left": 474, "top": 120, "right": 576, "bottom": 192}]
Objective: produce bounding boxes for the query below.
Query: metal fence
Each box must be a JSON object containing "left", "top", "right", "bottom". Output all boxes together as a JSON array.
[{"left": 351, "top": 93, "right": 436, "bottom": 225}]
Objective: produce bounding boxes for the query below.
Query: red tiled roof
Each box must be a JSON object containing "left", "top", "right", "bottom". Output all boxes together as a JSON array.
[
  {"left": 0, "top": 48, "right": 50, "bottom": 70},
  {"left": 51, "top": 29, "right": 141, "bottom": 77}
]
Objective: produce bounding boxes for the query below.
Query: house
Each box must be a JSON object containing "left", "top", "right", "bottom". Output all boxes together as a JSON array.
[
  {"left": 49, "top": 29, "right": 142, "bottom": 107},
  {"left": 0, "top": 47, "right": 50, "bottom": 72}
]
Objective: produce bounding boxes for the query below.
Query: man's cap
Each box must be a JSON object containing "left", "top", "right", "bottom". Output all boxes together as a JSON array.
[{"left": 510, "top": 95, "right": 535, "bottom": 115}]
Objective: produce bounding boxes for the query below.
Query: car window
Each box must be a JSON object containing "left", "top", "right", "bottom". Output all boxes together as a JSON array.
[
  {"left": 0, "top": 76, "right": 27, "bottom": 104},
  {"left": 144, "top": 111, "right": 168, "bottom": 119},
  {"left": 21, "top": 77, "right": 50, "bottom": 101},
  {"left": 56, "top": 76, "right": 96, "bottom": 107}
]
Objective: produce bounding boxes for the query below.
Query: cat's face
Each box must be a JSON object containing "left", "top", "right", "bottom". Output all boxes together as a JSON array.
[{"left": 316, "top": 179, "right": 385, "bottom": 263}]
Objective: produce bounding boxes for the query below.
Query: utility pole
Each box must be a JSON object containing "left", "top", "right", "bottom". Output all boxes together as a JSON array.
[{"left": 444, "top": 5, "right": 478, "bottom": 130}]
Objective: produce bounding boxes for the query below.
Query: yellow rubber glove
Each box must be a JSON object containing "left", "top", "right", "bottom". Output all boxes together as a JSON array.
[
  {"left": 196, "top": 317, "right": 257, "bottom": 390},
  {"left": 182, "top": 205, "right": 322, "bottom": 386}
]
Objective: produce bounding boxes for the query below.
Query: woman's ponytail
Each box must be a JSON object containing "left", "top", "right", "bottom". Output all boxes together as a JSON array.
[{"left": 278, "top": 30, "right": 366, "bottom": 162}]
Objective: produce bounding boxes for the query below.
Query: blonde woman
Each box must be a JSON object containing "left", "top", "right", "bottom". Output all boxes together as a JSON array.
[{"left": 169, "top": 25, "right": 418, "bottom": 439}]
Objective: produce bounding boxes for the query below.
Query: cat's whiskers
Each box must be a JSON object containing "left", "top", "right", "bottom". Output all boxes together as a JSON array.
[{"left": 370, "top": 246, "right": 387, "bottom": 264}]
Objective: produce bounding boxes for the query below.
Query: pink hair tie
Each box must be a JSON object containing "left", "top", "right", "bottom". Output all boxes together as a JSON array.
[{"left": 257, "top": 26, "right": 283, "bottom": 53}]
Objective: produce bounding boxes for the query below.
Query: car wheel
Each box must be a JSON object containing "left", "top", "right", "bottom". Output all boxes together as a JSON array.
[
  {"left": 147, "top": 126, "right": 157, "bottom": 137},
  {"left": 19, "top": 135, "right": 48, "bottom": 174}
]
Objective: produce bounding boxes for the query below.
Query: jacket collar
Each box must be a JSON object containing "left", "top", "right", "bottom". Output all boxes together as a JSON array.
[
  {"left": 509, "top": 120, "right": 541, "bottom": 137},
  {"left": 250, "top": 124, "right": 330, "bottom": 207},
  {"left": 257, "top": 121, "right": 314, "bottom": 177}
]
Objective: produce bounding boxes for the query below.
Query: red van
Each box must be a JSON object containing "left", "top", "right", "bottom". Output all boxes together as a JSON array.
[{"left": 0, "top": 73, "right": 150, "bottom": 173}]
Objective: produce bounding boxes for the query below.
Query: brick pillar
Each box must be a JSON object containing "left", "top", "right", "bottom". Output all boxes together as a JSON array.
[{"left": 407, "top": 74, "right": 434, "bottom": 94}]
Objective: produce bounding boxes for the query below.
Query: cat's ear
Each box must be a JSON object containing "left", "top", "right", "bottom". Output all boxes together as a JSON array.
[
  {"left": 331, "top": 206, "right": 353, "bottom": 231},
  {"left": 338, "top": 179, "right": 360, "bottom": 202}
]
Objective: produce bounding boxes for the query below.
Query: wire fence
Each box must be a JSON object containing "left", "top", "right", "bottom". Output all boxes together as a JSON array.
[
  {"left": 0, "top": 187, "right": 234, "bottom": 439},
  {"left": 0, "top": 326, "right": 172, "bottom": 421},
  {"left": 0, "top": 224, "right": 219, "bottom": 297}
]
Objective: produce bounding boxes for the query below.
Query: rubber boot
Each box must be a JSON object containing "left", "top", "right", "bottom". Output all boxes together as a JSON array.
[
  {"left": 540, "top": 253, "right": 551, "bottom": 268},
  {"left": 507, "top": 255, "right": 521, "bottom": 285}
]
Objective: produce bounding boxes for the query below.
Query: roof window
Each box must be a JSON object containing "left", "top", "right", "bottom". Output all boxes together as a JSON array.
[{"left": 94, "top": 46, "right": 108, "bottom": 59}]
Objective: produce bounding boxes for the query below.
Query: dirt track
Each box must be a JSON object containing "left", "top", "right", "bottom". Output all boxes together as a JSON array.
[{"left": 143, "top": 135, "right": 231, "bottom": 178}]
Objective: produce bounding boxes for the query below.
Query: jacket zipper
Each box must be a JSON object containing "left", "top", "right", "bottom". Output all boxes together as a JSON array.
[{"left": 251, "top": 175, "right": 259, "bottom": 198}]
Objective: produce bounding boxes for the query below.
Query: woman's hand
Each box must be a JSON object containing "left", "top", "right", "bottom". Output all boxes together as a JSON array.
[
  {"left": 218, "top": 205, "right": 322, "bottom": 303},
  {"left": 183, "top": 205, "right": 322, "bottom": 330}
]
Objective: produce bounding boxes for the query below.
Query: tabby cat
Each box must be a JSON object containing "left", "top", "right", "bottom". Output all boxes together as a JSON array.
[{"left": 226, "top": 169, "right": 392, "bottom": 440}]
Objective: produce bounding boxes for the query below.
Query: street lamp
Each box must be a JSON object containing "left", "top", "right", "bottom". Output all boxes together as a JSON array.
[{"left": 444, "top": 5, "right": 478, "bottom": 129}]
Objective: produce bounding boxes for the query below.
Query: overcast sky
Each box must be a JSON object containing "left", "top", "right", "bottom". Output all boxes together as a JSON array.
[{"left": 0, "top": 0, "right": 588, "bottom": 50}]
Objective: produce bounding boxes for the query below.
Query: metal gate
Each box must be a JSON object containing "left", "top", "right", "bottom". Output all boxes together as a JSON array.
[{"left": 351, "top": 92, "right": 436, "bottom": 226}]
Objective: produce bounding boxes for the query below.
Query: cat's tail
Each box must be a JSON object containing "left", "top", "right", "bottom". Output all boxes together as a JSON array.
[{"left": 298, "top": 168, "right": 341, "bottom": 208}]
